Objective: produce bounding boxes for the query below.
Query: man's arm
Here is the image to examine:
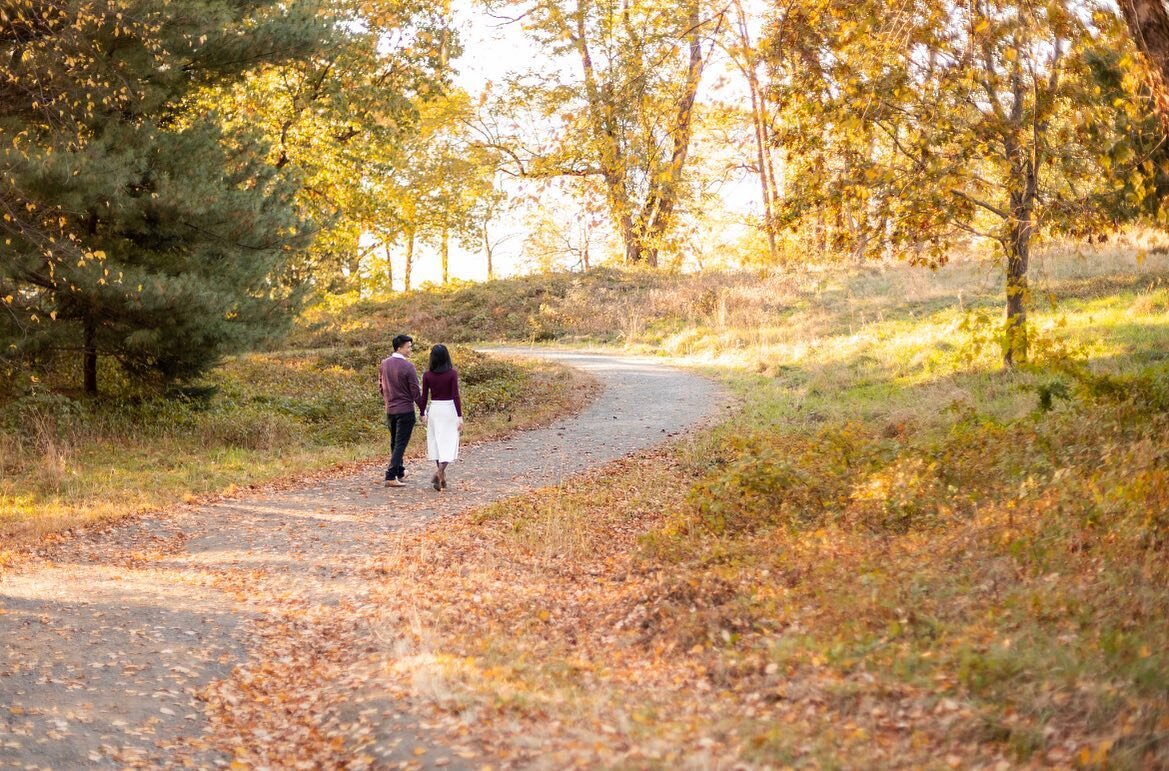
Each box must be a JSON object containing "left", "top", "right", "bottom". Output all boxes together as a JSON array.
[{"left": 408, "top": 365, "right": 424, "bottom": 413}]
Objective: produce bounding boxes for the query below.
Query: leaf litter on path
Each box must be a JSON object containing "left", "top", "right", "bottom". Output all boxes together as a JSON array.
[{"left": 0, "top": 352, "right": 721, "bottom": 768}]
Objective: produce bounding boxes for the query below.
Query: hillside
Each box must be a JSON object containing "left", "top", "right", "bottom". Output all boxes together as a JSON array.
[
  {"left": 338, "top": 242, "right": 1169, "bottom": 767},
  {"left": 5, "top": 241, "right": 1168, "bottom": 766}
]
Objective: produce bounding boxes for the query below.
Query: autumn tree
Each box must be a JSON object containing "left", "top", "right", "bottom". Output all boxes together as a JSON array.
[
  {"left": 521, "top": 179, "right": 610, "bottom": 272},
  {"left": 482, "top": 0, "right": 724, "bottom": 267},
  {"left": 381, "top": 90, "right": 499, "bottom": 287},
  {"left": 767, "top": 0, "right": 1130, "bottom": 365},
  {"left": 1118, "top": 0, "right": 1169, "bottom": 129},
  {"left": 1085, "top": 44, "right": 1169, "bottom": 227},
  {"left": 722, "top": 0, "right": 782, "bottom": 263},
  {"left": 0, "top": 0, "right": 326, "bottom": 394},
  {"left": 474, "top": 183, "right": 513, "bottom": 281},
  {"left": 209, "top": 0, "right": 455, "bottom": 293}
]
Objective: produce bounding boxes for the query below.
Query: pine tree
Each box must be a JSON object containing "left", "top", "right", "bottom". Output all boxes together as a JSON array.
[{"left": 0, "top": 0, "right": 326, "bottom": 393}]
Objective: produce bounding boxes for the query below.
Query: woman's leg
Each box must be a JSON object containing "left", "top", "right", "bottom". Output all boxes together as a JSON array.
[
  {"left": 432, "top": 461, "right": 441, "bottom": 491},
  {"left": 438, "top": 461, "right": 448, "bottom": 489}
]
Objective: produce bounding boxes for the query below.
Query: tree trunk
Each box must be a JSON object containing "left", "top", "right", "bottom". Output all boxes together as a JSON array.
[
  {"left": 1120, "top": 0, "right": 1169, "bottom": 130},
  {"left": 640, "top": 1, "right": 710, "bottom": 268},
  {"left": 482, "top": 222, "right": 494, "bottom": 281},
  {"left": 733, "top": 0, "right": 779, "bottom": 263},
  {"left": 1003, "top": 166, "right": 1036, "bottom": 367},
  {"left": 404, "top": 228, "right": 415, "bottom": 291},
  {"left": 83, "top": 314, "right": 97, "bottom": 395},
  {"left": 618, "top": 211, "right": 642, "bottom": 264},
  {"left": 749, "top": 79, "right": 779, "bottom": 262},
  {"left": 1001, "top": 54, "right": 1040, "bottom": 368},
  {"left": 82, "top": 209, "right": 99, "bottom": 394},
  {"left": 384, "top": 243, "right": 394, "bottom": 290},
  {"left": 441, "top": 226, "right": 449, "bottom": 284},
  {"left": 1003, "top": 230, "right": 1029, "bottom": 367},
  {"left": 761, "top": 123, "right": 781, "bottom": 215}
]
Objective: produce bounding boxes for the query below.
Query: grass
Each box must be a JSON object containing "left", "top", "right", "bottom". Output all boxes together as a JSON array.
[
  {"left": 362, "top": 240, "right": 1169, "bottom": 768},
  {"left": 0, "top": 343, "right": 596, "bottom": 544},
  {"left": 5, "top": 233, "right": 1167, "bottom": 764}
]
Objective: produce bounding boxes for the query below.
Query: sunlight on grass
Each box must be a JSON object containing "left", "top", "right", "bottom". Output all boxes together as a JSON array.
[
  {"left": 0, "top": 346, "right": 595, "bottom": 543},
  {"left": 363, "top": 241, "right": 1169, "bottom": 768},
  {"left": 5, "top": 236, "right": 1168, "bottom": 765}
]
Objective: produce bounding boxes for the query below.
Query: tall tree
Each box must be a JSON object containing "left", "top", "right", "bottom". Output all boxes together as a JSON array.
[
  {"left": 1118, "top": 0, "right": 1169, "bottom": 129},
  {"left": 381, "top": 90, "right": 497, "bottom": 286},
  {"left": 723, "top": 0, "right": 782, "bottom": 263},
  {"left": 1, "top": 0, "right": 326, "bottom": 394},
  {"left": 1085, "top": 45, "right": 1169, "bottom": 227},
  {"left": 209, "top": 0, "right": 455, "bottom": 293},
  {"left": 767, "top": 0, "right": 1128, "bottom": 365},
  {"left": 483, "top": 0, "right": 723, "bottom": 266}
]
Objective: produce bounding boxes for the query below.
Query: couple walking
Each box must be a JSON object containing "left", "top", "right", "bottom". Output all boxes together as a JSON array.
[{"left": 378, "top": 334, "right": 463, "bottom": 491}]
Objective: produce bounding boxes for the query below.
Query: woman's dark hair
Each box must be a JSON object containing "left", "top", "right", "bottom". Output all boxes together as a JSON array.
[{"left": 428, "top": 344, "right": 453, "bottom": 374}]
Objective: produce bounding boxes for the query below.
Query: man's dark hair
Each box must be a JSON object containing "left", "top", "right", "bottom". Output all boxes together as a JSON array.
[
  {"left": 392, "top": 334, "right": 413, "bottom": 352},
  {"left": 428, "top": 343, "right": 453, "bottom": 374}
]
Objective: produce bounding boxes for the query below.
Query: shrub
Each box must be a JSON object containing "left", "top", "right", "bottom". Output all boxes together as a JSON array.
[
  {"left": 686, "top": 425, "right": 882, "bottom": 535},
  {"left": 314, "top": 343, "right": 384, "bottom": 372},
  {"left": 195, "top": 408, "right": 301, "bottom": 451},
  {"left": 0, "top": 391, "right": 84, "bottom": 451}
]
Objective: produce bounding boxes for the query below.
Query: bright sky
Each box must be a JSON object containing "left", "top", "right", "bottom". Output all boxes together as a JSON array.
[{"left": 377, "top": 1, "right": 768, "bottom": 290}]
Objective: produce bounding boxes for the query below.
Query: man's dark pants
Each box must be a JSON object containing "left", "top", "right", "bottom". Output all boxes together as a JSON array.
[{"left": 386, "top": 411, "right": 416, "bottom": 481}]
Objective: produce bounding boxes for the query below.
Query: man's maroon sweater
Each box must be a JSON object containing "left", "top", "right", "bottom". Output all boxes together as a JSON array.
[{"left": 378, "top": 354, "right": 424, "bottom": 414}]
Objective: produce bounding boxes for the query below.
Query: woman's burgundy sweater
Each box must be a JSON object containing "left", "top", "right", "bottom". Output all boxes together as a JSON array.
[{"left": 420, "top": 368, "right": 462, "bottom": 417}]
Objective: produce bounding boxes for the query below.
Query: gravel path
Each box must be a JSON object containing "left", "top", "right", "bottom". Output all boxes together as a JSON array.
[{"left": 0, "top": 350, "right": 723, "bottom": 769}]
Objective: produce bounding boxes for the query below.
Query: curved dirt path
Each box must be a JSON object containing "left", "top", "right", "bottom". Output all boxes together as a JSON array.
[{"left": 0, "top": 350, "right": 724, "bottom": 769}]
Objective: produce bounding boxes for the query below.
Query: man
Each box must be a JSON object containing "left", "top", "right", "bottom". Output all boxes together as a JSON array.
[{"left": 378, "top": 334, "right": 424, "bottom": 487}]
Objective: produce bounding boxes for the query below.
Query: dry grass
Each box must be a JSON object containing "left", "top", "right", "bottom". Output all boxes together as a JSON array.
[
  {"left": 0, "top": 349, "right": 597, "bottom": 545},
  {"left": 361, "top": 240, "right": 1169, "bottom": 768}
]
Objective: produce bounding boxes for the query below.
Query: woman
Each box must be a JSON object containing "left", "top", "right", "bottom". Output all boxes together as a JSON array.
[{"left": 420, "top": 344, "right": 463, "bottom": 491}]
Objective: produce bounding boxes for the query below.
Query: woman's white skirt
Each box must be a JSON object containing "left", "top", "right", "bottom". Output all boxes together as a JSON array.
[{"left": 426, "top": 400, "right": 461, "bottom": 462}]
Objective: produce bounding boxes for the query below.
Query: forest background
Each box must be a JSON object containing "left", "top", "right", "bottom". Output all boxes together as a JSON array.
[{"left": 3, "top": 0, "right": 1169, "bottom": 390}]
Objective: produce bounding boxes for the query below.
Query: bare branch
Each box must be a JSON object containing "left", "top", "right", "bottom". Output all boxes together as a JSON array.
[{"left": 950, "top": 187, "right": 1007, "bottom": 220}]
